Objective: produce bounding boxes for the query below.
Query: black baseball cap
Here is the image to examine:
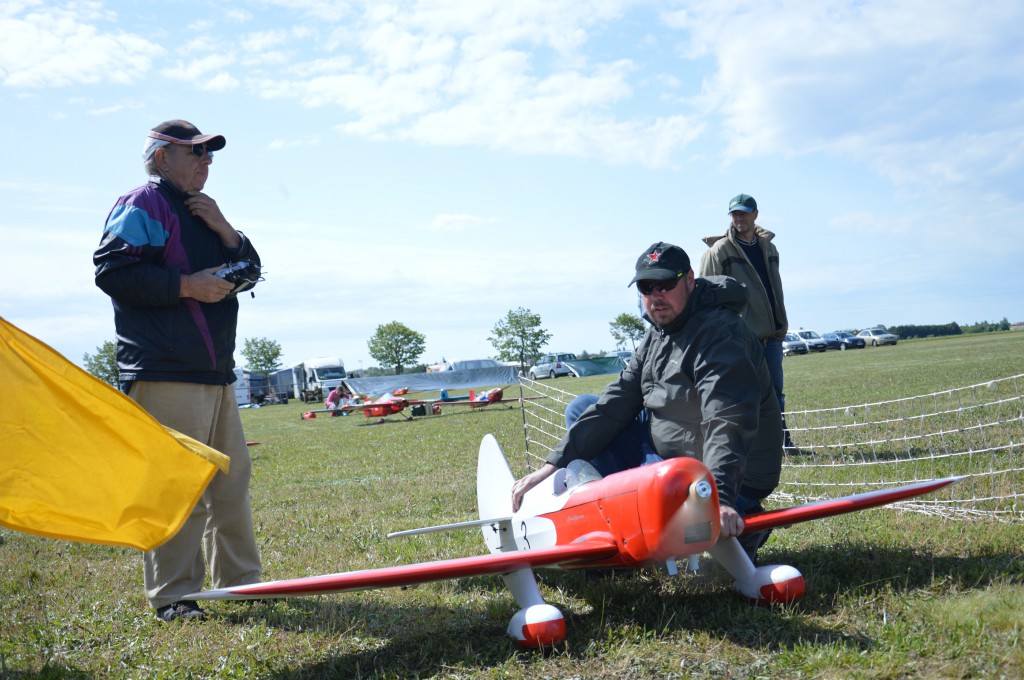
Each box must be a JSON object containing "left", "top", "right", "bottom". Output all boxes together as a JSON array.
[{"left": 629, "top": 242, "right": 691, "bottom": 286}]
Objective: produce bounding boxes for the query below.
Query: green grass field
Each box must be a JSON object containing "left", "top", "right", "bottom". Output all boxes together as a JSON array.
[{"left": 2, "top": 332, "right": 1023, "bottom": 678}]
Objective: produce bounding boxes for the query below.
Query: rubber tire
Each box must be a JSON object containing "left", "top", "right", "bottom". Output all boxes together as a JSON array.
[{"left": 549, "top": 370, "right": 556, "bottom": 379}]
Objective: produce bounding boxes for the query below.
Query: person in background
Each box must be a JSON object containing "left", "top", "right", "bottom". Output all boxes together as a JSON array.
[
  {"left": 511, "top": 242, "right": 783, "bottom": 562},
  {"left": 699, "top": 194, "right": 794, "bottom": 450},
  {"left": 93, "top": 119, "right": 263, "bottom": 622},
  {"left": 325, "top": 385, "right": 351, "bottom": 415}
]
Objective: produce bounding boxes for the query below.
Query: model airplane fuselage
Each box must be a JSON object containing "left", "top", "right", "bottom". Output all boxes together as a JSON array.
[{"left": 188, "top": 435, "right": 959, "bottom": 648}]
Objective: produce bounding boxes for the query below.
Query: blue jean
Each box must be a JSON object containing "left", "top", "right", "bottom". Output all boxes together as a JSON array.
[
  {"left": 763, "top": 337, "right": 794, "bottom": 447},
  {"left": 564, "top": 395, "right": 659, "bottom": 476},
  {"left": 564, "top": 394, "right": 765, "bottom": 513}
]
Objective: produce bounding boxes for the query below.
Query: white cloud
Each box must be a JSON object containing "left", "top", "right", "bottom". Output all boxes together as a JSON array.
[
  {"left": 240, "top": 29, "right": 292, "bottom": 53},
  {"left": 260, "top": 0, "right": 359, "bottom": 24},
  {"left": 266, "top": 136, "right": 323, "bottom": 150},
  {"left": 202, "top": 72, "right": 240, "bottom": 91},
  {"left": 225, "top": 9, "right": 253, "bottom": 23},
  {"left": 161, "top": 52, "right": 237, "bottom": 82},
  {"left": 670, "top": 2, "right": 1024, "bottom": 171},
  {"left": 86, "top": 101, "right": 144, "bottom": 116},
  {"left": 0, "top": 4, "right": 160, "bottom": 87},
  {"left": 241, "top": 0, "right": 696, "bottom": 166},
  {"left": 424, "top": 214, "right": 493, "bottom": 232}
]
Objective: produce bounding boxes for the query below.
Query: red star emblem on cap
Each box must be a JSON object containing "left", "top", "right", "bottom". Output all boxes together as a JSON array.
[{"left": 645, "top": 250, "right": 661, "bottom": 265}]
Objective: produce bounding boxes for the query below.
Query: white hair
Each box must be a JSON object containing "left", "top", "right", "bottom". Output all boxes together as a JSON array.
[{"left": 142, "top": 137, "right": 170, "bottom": 175}]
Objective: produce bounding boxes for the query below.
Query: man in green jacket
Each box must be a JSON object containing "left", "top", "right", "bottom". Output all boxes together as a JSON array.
[
  {"left": 700, "top": 194, "right": 793, "bottom": 449},
  {"left": 512, "top": 242, "right": 782, "bottom": 560}
]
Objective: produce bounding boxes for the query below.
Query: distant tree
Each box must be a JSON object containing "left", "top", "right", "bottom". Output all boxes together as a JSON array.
[
  {"left": 241, "top": 337, "right": 283, "bottom": 380},
  {"left": 83, "top": 340, "right": 119, "bottom": 387},
  {"left": 961, "top": 318, "right": 1013, "bottom": 334},
  {"left": 367, "top": 321, "right": 426, "bottom": 375},
  {"left": 361, "top": 363, "right": 429, "bottom": 377},
  {"left": 888, "top": 322, "right": 962, "bottom": 339},
  {"left": 489, "top": 307, "right": 552, "bottom": 369},
  {"left": 609, "top": 312, "right": 646, "bottom": 350}
]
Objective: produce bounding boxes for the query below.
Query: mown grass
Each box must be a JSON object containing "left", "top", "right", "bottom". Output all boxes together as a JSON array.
[{"left": 2, "top": 332, "right": 1023, "bottom": 678}]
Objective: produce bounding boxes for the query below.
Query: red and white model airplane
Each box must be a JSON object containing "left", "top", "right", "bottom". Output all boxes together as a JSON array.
[
  {"left": 302, "top": 387, "right": 534, "bottom": 423},
  {"left": 187, "top": 435, "right": 959, "bottom": 648}
]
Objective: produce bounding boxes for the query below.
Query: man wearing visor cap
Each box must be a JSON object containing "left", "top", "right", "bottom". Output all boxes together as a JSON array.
[
  {"left": 94, "top": 120, "right": 262, "bottom": 622},
  {"left": 512, "top": 242, "right": 782, "bottom": 563}
]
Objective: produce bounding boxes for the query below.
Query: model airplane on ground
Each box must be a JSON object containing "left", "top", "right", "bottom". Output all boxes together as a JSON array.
[
  {"left": 187, "top": 434, "right": 959, "bottom": 648},
  {"left": 301, "top": 387, "right": 537, "bottom": 423}
]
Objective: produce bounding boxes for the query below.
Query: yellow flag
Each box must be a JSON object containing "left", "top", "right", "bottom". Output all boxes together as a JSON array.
[{"left": 0, "top": 316, "right": 230, "bottom": 551}]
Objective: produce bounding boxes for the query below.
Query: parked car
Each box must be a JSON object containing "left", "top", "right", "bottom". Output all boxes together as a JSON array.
[
  {"left": 822, "top": 331, "right": 866, "bottom": 350},
  {"left": 611, "top": 350, "right": 633, "bottom": 361},
  {"left": 795, "top": 330, "right": 828, "bottom": 352},
  {"left": 529, "top": 352, "right": 577, "bottom": 379},
  {"left": 857, "top": 328, "right": 899, "bottom": 346},
  {"left": 782, "top": 333, "right": 808, "bottom": 356}
]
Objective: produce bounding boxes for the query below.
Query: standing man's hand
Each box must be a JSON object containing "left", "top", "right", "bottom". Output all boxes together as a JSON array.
[
  {"left": 180, "top": 264, "right": 235, "bottom": 303},
  {"left": 185, "top": 191, "right": 240, "bottom": 248},
  {"left": 719, "top": 505, "right": 745, "bottom": 538},
  {"left": 511, "top": 464, "right": 558, "bottom": 512}
]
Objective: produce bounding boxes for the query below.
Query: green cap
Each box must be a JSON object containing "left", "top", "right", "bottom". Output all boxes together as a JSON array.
[{"left": 728, "top": 194, "right": 757, "bottom": 214}]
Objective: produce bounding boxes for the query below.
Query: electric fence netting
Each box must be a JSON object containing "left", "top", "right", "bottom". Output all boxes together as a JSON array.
[{"left": 517, "top": 373, "right": 1024, "bottom": 522}]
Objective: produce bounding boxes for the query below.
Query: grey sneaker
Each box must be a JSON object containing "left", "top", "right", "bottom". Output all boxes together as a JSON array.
[{"left": 155, "top": 600, "right": 206, "bottom": 622}]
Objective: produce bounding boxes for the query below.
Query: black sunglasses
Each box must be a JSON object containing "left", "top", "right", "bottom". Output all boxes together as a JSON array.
[
  {"left": 636, "top": 277, "right": 681, "bottom": 296},
  {"left": 189, "top": 143, "right": 214, "bottom": 159}
]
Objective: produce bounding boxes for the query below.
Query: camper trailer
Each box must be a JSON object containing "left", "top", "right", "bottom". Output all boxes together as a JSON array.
[
  {"left": 272, "top": 357, "right": 347, "bottom": 402},
  {"left": 232, "top": 369, "right": 269, "bottom": 406}
]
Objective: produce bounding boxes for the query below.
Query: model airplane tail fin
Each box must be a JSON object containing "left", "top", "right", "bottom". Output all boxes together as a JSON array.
[
  {"left": 469, "top": 389, "right": 476, "bottom": 402},
  {"left": 477, "top": 434, "right": 516, "bottom": 551},
  {"left": 385, "top": 435, "right": 520, "bottom": 542}
]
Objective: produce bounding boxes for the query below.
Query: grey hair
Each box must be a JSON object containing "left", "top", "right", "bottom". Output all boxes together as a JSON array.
[{"left": 142, "top": 137, "right": 170, "bottom": 175}]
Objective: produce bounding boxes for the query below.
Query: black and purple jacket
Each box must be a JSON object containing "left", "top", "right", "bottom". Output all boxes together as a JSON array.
[{"left": 94, "top": 177, "right": 259, "bottom": 386}]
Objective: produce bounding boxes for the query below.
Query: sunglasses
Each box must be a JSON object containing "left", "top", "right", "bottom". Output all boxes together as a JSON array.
[
  {"left": 188, "top": 143, "right": 214, "bottom": 159},
  {"left": 636, "top": 277, "right": 681, "bottom": 296}
]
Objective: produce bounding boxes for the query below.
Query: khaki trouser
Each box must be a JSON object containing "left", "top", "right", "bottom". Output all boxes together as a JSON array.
[{"left": 129, "top": 381, "right": 262, "bottom": 608}]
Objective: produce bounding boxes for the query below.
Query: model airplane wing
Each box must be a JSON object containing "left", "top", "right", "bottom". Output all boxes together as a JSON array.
[
  {"left": 303, "top": 405, "right": 360, "bottom": 415},
  {"left": 429, "top": 396, "right": 546, "bottom": 408},
  {"left": 302, "top": 394, "right": 414, "bottom": 419},
  {"left": 741, "top": 476, "right": 962, "bottom": 534},
  {"left": 423, "top": 388, "right": 547, "bottom": 409},
  {"left": 186, "top": 535, "right": 618, "bottom": 600}
]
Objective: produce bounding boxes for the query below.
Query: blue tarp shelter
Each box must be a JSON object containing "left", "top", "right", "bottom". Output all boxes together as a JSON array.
[
  {"left": 564, "top": 356, "right": 626, "bottom": 377},
  {"left": 344, "top": 366, "right": 518, "bottom": 397}
]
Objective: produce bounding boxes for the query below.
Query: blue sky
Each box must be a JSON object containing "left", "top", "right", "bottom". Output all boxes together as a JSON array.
[{"left": 2, "top": 0, "right": 1022, "bottom": 373}]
